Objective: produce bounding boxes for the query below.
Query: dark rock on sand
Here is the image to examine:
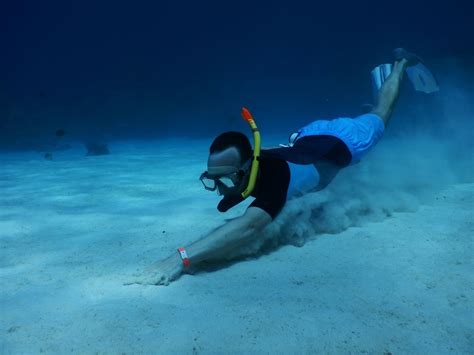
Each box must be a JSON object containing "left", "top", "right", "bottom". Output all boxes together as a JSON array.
[{"left": 85, "top": 142, "right": 110, "bottom": 156}]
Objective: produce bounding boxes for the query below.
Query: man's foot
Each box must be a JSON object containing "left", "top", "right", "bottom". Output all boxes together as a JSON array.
[{"left": 393, "top": 48, "right": 423, "bottom": 67}]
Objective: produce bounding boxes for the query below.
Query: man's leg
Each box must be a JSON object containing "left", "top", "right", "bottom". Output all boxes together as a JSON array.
[{"left": 372, "top": 59, "right": 409, "bottom": 127}]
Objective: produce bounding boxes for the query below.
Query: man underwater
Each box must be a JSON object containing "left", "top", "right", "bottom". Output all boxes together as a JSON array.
[{"left": 131, "top": 48, "right": 438, "bottom": 286}]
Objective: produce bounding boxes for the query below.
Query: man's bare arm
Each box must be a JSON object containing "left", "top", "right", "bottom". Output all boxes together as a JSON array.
[
  {"left": 186, "top": 206, "right": 272, "bottom": 265},
  {"left": 128, "top": 207, "right": 272, "bottom": 286}
]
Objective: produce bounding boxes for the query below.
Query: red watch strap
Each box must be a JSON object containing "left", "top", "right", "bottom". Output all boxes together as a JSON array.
[{"left": 178, "top": 247, "right": 190, "bottom": 267}]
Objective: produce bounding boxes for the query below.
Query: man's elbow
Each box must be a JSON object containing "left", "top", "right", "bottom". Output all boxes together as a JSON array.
[{"left": 244, "top": 207, "right": 272, "bottom": 231}]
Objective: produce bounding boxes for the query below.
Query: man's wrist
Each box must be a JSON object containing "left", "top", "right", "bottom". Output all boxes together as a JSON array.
[{"left": 177, "top": 247, "right": 190, "bottom": 268}]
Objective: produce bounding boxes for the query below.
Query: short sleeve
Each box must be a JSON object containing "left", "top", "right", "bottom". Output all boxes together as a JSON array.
[{"left": 249, "top": 158, "right": 290, "bottom": 219}]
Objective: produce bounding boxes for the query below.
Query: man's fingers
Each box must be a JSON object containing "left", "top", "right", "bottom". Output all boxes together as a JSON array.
[
  {"left": 123, "top": 278, "right": 144, "bottom": 286},
  {"left": 154, "top": 275, "right": 166, "bottom": 286},
  {"left": 123, "top": 273, "right": 149, "bottom": 286},
  {"left": 123, "top": 276, "right": 166, "bottom": 286},
  {"left": 122, "top": 271, "right": 172, "bottom": 286}
]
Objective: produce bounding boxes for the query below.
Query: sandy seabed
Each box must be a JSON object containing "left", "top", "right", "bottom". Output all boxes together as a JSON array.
[{"left": 0, "top": 139, "right": 472, "bottom": 354}]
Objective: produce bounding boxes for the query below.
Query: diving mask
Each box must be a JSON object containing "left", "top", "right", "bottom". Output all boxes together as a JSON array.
[{"left": 200, "top": 160, "right": 251, "bottom": 194}]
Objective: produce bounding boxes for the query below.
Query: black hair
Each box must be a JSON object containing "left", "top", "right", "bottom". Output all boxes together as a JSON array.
[{"left": 209, "top": 131, "right": 252, "bottom": 164}]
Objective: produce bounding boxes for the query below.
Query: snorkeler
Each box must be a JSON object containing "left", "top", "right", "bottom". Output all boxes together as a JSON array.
[{"left": 131, "top": 48, "right": 439, "bottom": 286}]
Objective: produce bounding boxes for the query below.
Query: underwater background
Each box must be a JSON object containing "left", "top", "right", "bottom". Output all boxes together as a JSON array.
[{"left": 2, "top": 1, "right": 473, "bottom": 147}]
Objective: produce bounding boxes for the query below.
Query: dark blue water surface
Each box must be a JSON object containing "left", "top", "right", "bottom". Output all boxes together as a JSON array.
[{"left": 2, "top": 0, "right": 473, "bottom": 149}]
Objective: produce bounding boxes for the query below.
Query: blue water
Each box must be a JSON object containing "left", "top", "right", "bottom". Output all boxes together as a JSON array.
[
  {"left": 1, "top": 2, "right": 473, "bottom": 353},
  {"left": 2, "top": 1, "right": 473, "bottom": 147}
]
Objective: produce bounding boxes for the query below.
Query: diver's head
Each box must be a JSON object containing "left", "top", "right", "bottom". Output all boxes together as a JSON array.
[{"left": 200, "top": 132, "right": 253, "bottom": 196}]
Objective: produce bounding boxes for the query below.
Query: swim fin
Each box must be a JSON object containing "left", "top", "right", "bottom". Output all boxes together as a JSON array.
[
  {"left": 371, "top": 63, "right": 393, "bottom": 103},
  {"left": 406, "top": 63, "right": 440, "bottom": 94}
]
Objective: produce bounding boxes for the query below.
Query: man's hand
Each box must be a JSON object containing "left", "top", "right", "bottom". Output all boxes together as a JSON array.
[{"left": 125, "top": 253, "right": 184, "bottom": 286}]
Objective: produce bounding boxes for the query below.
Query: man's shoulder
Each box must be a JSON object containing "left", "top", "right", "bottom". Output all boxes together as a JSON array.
[
  {"left": 259, "top": 154, "right": 289, "bottom": 172},
  {"left": 259, "top": 155, "right": 290, "bottom": 185},
  {"left": 249, "top": 155, "right": 290, "bottom": 219}
]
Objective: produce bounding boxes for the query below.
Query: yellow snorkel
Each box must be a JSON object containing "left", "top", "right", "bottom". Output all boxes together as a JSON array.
[{"left": 240, "top": 107, "right": 261, "bottom": 199}]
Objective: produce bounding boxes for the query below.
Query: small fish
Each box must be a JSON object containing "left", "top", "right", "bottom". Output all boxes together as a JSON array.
[{"left": 55, "top": 129, "right": 66, "bottom": 137}]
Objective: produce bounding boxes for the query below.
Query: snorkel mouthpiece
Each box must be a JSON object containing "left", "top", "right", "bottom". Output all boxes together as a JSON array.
[{"left": 240, "top": 107, "right": 261, "bottom": 199}]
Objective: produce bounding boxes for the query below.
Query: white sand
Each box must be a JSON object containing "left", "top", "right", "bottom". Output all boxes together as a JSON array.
[{"left": 0, "top": 139, "right": 472, "bottom": 354}]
